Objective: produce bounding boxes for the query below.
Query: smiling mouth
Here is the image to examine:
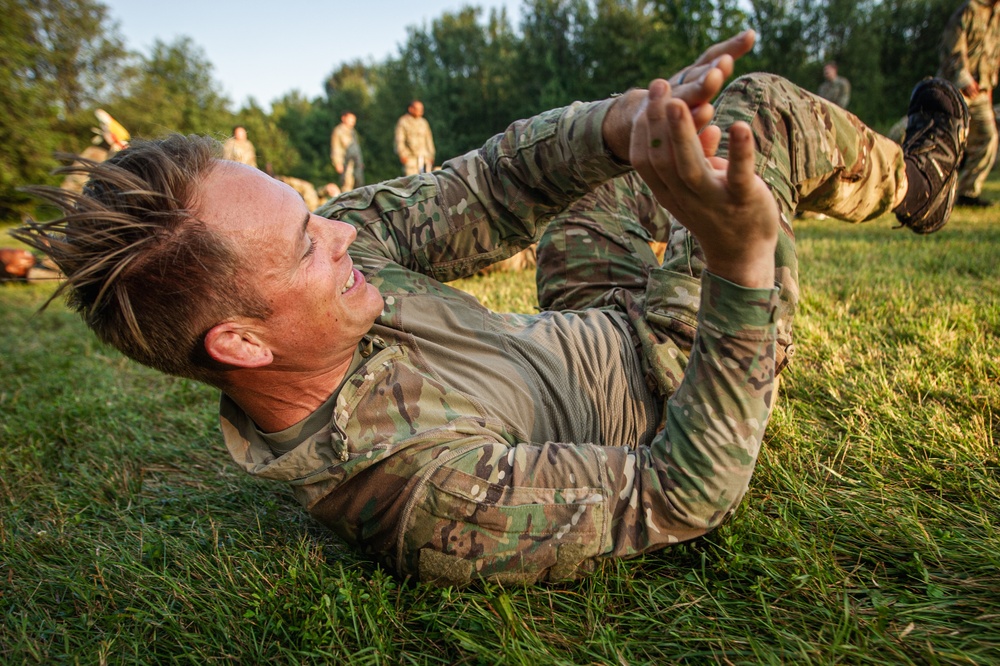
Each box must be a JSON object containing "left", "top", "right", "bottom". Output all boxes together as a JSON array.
[{"left": 342, "top": 269, "right": 356, "bottom": 294}]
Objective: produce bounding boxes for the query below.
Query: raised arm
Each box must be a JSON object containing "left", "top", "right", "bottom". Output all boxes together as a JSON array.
[{"left": 329, "top": 30, "right": 759, "bottom": 282}]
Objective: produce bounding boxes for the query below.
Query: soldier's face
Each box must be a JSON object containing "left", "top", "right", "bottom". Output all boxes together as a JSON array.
[
  {"left": 343, "top": 113, "right": 356, "bottom": 127},
  {"left": 198, "top": 162, "right": 383, "bottom": 370},
  {"left": 409, "top": 102, "right": 424, "bottom": 118}
]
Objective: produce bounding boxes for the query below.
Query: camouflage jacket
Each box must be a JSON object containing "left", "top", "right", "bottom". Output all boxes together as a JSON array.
[
  {"left": 394, "top": 114, "right": 435, "bottom": 165},
  {"left": 939, "top": 0, "right": 1000, "bottom": 92},
  {"left": 221, "top": 99, "right": 778, "bottom": 585}
]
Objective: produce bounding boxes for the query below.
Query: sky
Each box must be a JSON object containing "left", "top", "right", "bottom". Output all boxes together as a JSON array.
[{"left": 101, "top": 0, "right": 523, "bottom": 109}]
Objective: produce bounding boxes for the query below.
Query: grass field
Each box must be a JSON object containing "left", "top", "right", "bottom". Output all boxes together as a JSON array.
[{"left": 1, "top": 187, "right": 999, "bottom": 664}]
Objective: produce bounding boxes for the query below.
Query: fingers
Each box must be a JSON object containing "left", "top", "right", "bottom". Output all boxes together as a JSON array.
[
  {"left": 725, "top": 122, "right": 757, "bottom": 197},
  {"left": 670, "top": 57, "right": 730, "bottom": 105},
  {"left": 630, "top": 80, "right": 670, "bottom": 170},
  {"left": 699, "top": 125, "right": 722, "bottom": 159},
  {"left": 690, "top": 100, "right": 716, "bottom": 132},
  {"left": 668, "top": 29, "right": 756, "bottom": 115},
  {"left": 662, "top": 98, "right": 710, "bottom": 193},
  {"left": 629, "top": 80, "right": 682, "bottom": 205},
  {"left": 693, "top": 30, "right": 756, "bottom": 67}
]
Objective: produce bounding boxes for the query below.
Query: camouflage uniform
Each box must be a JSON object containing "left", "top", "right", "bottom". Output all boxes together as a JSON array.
[
  {"left": 221, "top": 74, "right": 906, "bottom": 585},
  {"left": 331, "top": 122, "right": 365, "bottom": 191},
  {"left": 939, "top": 0, "right": 1000, "bottom": 198},
  {"left": 221, "top": 137, "right": 258, "bottom": 168},
  {"left": 394, "top": 114, "right": 436, "bottom": 176},
  {"left": 818, "top": 75, "right": 851, "bottom": 109}
]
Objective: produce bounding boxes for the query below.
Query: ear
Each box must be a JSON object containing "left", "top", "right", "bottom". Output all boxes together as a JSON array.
[{"left": 204, "top": 321, "right": 273, "bottom": 369}]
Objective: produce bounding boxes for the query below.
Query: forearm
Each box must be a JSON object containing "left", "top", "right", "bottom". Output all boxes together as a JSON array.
[
  {"left": 613, "top": 271, "right": 779, "bottom": 552},
  {"left": 337, "top": 98, "right": 630, "bottom": 279}
]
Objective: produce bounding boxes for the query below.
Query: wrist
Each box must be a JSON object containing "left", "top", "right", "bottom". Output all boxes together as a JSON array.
[
  {"left": 602, "top": 89, "right": 647, "bottom": 163},
  {"left": 703, "top": 241, "right": 776, "bottom": 290}
]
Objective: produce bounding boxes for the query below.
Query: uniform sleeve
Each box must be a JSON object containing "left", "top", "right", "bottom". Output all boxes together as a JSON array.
[
  {"left": 321, "top": 98, "right": 630, "bottom": 282},
  {"left": 397, "top": 273, "right": 779, "bottom": 585}
]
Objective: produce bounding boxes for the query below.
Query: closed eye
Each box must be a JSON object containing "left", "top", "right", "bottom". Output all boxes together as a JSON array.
[{"left": 304, "top": 236, "right": 316, "bottom": 259}]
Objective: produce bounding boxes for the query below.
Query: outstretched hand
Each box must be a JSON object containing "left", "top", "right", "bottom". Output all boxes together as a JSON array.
[
  {"left": 629, "top": 79, "right": 778, "bottom": 290},
  {"left": 667, "top": 29, "right": 757, "bottom": 130}
]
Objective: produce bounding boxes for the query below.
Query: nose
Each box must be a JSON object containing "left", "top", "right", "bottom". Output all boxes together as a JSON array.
[{"left": 315, "top": 214, "right": 357, "bottom": 256}]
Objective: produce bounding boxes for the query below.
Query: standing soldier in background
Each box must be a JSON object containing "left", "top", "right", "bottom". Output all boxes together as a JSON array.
[
  {"left": 939, "top": 0, "right": 1000, "bottom": 207},
  {"left": 394, "top": 100, "right": 435, "bottom": 175},
  {"left": 331, "top": 112, "right": 365, "bottom": 191},
  {"left": 817, "top": 62, "right": 851, "bottom": 109},
  {"left": 222, "top": 125, "right": 258, "bottom": 168}
]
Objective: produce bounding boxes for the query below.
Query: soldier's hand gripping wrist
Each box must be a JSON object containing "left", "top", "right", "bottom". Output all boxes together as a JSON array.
[{"left": 629, "top": 79, "right": 778, "bottom": 290}]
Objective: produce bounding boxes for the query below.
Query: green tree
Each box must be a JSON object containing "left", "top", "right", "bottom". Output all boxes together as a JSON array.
[
  {"left": 655, "top": 0, "right": 749, "bottom": 66},
  {"left": 867, "top": 0, "right": 954, "bottom": 127},
  {"left": 114, "top": 37, "right": 232, "bottom": 139},
  {"left": 742, "top": 0, "right": 953, "bottom": 128},
  {"left": 235, "top": 99, "right": 299, "bottom": 176},
  {"left": 29, "top": 0, "right": 130, "bottom": 118},
  {"left": 578, "top": 0, "right": 679, "bottom": 100},
  {"left": 271, "top": 91, "right": 338, "bottom": 184},
  {"left": 0, "top": 0, "right": 129, "bottom": 220},
  {"left": 515, "top": 0, "right": 592, "bottom": 114},
  {"left": 366, "top": 58, "right": 417, "bottom": 181},
  {"left": 0, "top": 0, "right": 58, "bottom": 219},
  {"left": 324, "top": 61, "right": 377, "bottom": 182},
  {"left": 398, "top": 7, "right": 520, "bottom": 164}
]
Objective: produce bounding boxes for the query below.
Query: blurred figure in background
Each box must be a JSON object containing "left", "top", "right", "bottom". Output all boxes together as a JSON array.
[
  {"left": 331, "top": 111, "right": 365, "bottom": 191},
  {"left": 394, "top": 100, "right": 435, "bottom": 175},
  {"left": 222, "top": 125, "right": 258, "bottom": 168}
]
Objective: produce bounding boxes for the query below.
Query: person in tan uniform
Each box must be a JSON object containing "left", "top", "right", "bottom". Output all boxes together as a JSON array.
[
  {"left": 394, "top": 100, "right": 435, "bottom": 175},
  {"left": 939, "top": 0, "right": 1000, "bottom": 206},
  {"left": 331, "top": 112, "right": 365, "bottom": 191},
  {"left": 222, "top": 125, "right": 258, "bottom": 168}
]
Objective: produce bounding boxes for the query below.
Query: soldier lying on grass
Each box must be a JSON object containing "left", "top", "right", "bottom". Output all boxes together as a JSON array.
[{"left": 16, "top": 31, "right": 969, "bottom": 584}]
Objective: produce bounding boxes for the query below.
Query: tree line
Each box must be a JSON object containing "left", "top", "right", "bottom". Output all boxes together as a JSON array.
[{"left": 1, "top": 0, "right": 957, "bottom": 220}]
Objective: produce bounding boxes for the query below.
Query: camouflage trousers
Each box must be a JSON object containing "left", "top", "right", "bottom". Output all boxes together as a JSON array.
[
  {"left": 537, "top": 73, "right": 907, "bottom": 389},
  {"left": 957, "top": 92, "right": 998, "bottom": 198}
]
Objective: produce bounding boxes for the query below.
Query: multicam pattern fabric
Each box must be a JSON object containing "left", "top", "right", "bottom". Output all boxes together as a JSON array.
[
  {"left": 221, "top": 74, "right": 908, "bottom": 584},
  {"left": 939, "top": 0, "right": 1000, "bottom": 197}
]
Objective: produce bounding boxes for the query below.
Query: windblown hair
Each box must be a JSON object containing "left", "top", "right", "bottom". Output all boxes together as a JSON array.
[{"left": 13, "top": 135, "right": 271, "bottom": 385}]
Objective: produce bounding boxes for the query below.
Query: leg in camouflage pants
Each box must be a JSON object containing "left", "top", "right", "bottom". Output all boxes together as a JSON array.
[
  {"left": 537, "top": 73, "right": 908, "bottom": 391},
  {"left": 956, "top": 93, "right": 999, "bottom": 199}
]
